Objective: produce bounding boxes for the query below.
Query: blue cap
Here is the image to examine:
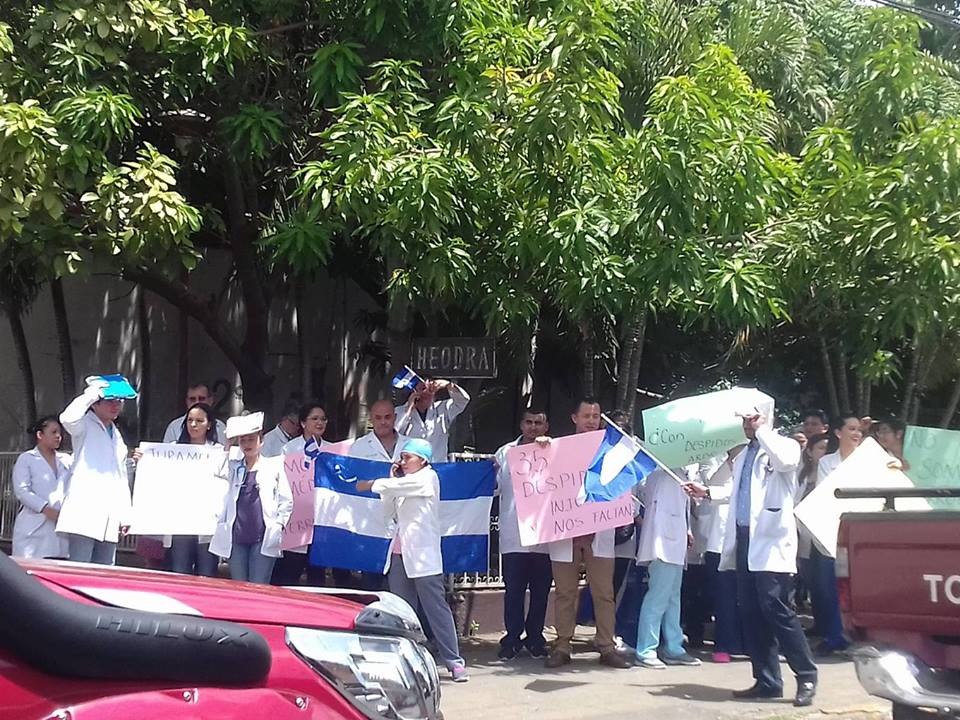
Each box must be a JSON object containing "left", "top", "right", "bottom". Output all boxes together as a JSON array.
[{"left": 401, "top": 438, "right": 433, "bottom": 463}]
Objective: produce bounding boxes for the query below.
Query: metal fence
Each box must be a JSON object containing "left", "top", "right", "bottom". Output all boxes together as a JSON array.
[
  {"left": 448, "top": 452, "right": 504, "bottom": 590},
  {"left": 1, "top": 450, "right": 507, "bottom": 588}
]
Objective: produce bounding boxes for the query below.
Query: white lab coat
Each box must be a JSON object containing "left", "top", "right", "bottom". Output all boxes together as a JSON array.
[
  {"left": 56, "top": 388, "right": 133, "bottom": 542},
  {"left": 261, "top": 425, "right": 297, "bottom": 458},
  {"left": 209, "top": 455, "right": 294, "bottom": 559},
  {"left": 817, "top": 451, "right": 844, "bottom": 481},
  {"left": 12, "top": 448, "right": 71, "bottom": 558},
  {"left": 394, "top": 385, "right": 470, "bottom": 462},
  {"left": 719, "top": 427, "right": 802, "bottom": 574},
  {"left": 494, "top": 438, "right": 547, "bottom": 555},
  {"left": 162, "top": 415, "right": 227, "bottom": 445},
  {"left": 371, "top": 467, "right": 443, "bottom": 578},
  {"left": 637, "top": 469, "right": 690, "bottom": 567},
  {"left": 702, "top": 461, "right": 735, "bottom": 555},
  {"left": 349, "top": 432, "right": 409, "bottom": 462}
]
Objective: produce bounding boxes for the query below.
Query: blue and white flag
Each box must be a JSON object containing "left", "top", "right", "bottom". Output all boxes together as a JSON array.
[
  {"left": 309, "top": 454, "right": 495, "bottom": 574},
  {"left": 582, "top": 424, "right": 659, "bottom": 503},
  {"left": 391, "top": 366, "right": 423, "bottom": 391}
]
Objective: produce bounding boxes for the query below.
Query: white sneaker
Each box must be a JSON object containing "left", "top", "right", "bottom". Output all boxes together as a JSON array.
[
  {"left": 635, "top": 656, "right": 666, "bottom": 669},
  {"left": 451, "top": 663, "right": 470, "bottom": 682}
]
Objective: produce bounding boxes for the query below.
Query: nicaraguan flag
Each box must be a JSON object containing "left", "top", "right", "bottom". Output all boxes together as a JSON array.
[
  {"left": 391, "top": 366, "right": 423, "bottom": 391},
  {"left": 309, "top": 454, "right": 495, "bottom": 574},
  {"left": 582, "top": 424, "right": 659, "bottom": 503}
]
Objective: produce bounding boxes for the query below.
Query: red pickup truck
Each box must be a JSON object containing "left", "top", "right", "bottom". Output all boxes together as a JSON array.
[
  {"left": 0, "top": 553, "right": 442, "bottom": 720},
  {"left": 836, "top": 488, "right": 960, "bottom": 720}
]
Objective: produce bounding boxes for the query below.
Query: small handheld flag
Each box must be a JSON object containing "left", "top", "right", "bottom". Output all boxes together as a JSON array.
[
  {"left": 391, "top": 365, "right": 423, "bottom": 391},
  {"left": 581, "top": 422, "right": 658, "bottom": 503}
]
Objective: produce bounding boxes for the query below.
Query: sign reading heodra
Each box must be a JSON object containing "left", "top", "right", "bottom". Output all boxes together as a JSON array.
[{"left": 410, "top": 337, "right": 497, "bottom": 378}]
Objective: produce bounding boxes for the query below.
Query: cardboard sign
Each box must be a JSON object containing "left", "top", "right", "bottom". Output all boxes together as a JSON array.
[
  {"left": 507, "top": 431, "right": 634, "bottom": 545},
  {"left": 281, "top": 453, "right": 316, "bottom": 550},
  {"left": 130, "top": 443, "right": 228, "bottom": 535},
  {"left": 641, "top": 387, "right": 774, "bottom": 468},
  {"left": 904, "top": 425, "right": 960, "bottom": 509},
  {"left": 795, "top": 437, "right": 929, "bottom": 558}
]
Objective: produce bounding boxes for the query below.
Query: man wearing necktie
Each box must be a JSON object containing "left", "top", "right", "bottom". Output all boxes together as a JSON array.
[{"left": 691, "top": 410, "right": 817, "bottom": 707}]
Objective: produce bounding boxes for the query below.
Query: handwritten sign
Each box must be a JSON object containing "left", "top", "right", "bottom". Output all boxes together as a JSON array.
[
  {"left": 282, "top": 453, "right": 316, "bottom": 550},
  {"left": 130, "top": 443, "right": 228, "bottom": 535},
  {"left": 795, "top": 437, "right": 929, "bottom": 557},
  {"left": 507, "top": 431, "right": 634, "bottom": 545},
  {"left": 904, "top": 425, "right": 960, "bottom": 509},
  {"left": 641, "top": 387, "right": 774, "bottom": 468}
]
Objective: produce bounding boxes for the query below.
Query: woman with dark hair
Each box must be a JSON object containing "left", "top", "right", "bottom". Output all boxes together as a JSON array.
[
  {"left": 796, "top": 432, "right": 830, "bottom": 634},
  {"left": 12, "top": 416, "right": 72, "bottom": 559},
  {"left": 169, "top": 403, "right": 225, "bottom": 576}
]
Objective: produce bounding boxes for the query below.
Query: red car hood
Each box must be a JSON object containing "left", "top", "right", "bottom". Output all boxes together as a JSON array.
[{"left": 19, "top": 559, "right": 363, "bottom": 631}]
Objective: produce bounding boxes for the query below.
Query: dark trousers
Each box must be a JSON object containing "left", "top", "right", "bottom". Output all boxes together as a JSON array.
[
  {"left": 271, "top": 550, "right": 327, "bottom": 586},
  {"left": 735, "top": 527, "right": 817, "bottom": 691},
  {"left": 681, "top": 563, "right": 710, "bottom": 645},
  {"left": 811, "top": 548, "right": 847, "bottom": 649},
  {"left": 705, "top": 551, "right": 744, "bottom": 654},
  {"left": 501, "top": 552, "right": 553, "bottom": 652},
  {"left": 615, "top": 562, "right": 647, "bottom": 646}
]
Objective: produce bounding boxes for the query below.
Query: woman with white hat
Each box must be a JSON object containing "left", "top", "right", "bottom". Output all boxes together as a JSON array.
[
  {"left": 209, "top": 412, "right": 294, "bottom": 584},
  {"left": 356, "top": 437, "right": 468, "bottom": 682}
]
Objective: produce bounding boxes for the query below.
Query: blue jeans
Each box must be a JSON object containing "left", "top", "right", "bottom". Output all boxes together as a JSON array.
[
  {"left": 170, "top": 537, "right": 219, "bottom": 577},
  {"left": 635, "top": 559, "right": 685, "bottom": 659},
  {"left": 811, "top": 548, "right": 847, "bottom": 649},
  {"left": 705, "top": 551, "right": 744, "bottom": 654},
  {"left": 229, "top": 540, "right": 276, "bottom": 584},
  {"left": 66, "top": 534, "right": 117, "bottom": 565}
]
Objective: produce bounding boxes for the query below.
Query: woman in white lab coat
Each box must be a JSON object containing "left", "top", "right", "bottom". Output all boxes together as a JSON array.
[
  {"left": 356, "top": 438, "right": 468, "bottom": 682},
  {"left": 12, "top": 416, "right": 71, "bottom": 559},
  {"left": 209, "top": 413, "right": 293, "bottom": 584}
]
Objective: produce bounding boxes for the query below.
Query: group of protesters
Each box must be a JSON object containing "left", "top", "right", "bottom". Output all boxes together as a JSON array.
[{"left": 8, "top": 370, "right": 906, "bottom": 695}]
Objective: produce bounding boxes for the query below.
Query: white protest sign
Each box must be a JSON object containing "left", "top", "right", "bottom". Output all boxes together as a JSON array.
[
  {"left": 130, "top": 443, "right": 229, "bottom": 535},
  {"left": 795, "top": 437, "right": 929, "bottom": 558}
]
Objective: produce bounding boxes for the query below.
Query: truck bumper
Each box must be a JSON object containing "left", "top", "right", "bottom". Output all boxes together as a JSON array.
[{"left": 852, "top": 645, "right": 960, "bottom": 715}]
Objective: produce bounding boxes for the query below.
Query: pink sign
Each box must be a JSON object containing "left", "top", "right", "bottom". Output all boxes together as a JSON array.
[
  {"left": 507, "top": 431, "right": 635, "bottom": 545},
  {"left": 323, "top": 438, "right": 355, "bottom": 455},
  {"left": 281, "top": 453, "right": 316, "bottom": 550}
]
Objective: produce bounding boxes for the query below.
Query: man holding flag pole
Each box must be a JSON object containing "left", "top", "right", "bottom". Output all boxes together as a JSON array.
[{"left": 391, "top": 365, "right": 471, "bottom": 464}]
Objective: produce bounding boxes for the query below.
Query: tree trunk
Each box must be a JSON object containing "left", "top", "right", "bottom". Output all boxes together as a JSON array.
[
  {"left": 900, "top": 336, "right": 921, "bottom": 422},
  {"left": 854, "top": 376, "right": 865, "bottom": 416},
  {"left": 578, "top": 318, "right": 596, "bottom": 398},
  {"left": 622, "top": 307, "right": 648, "bottom": 422},
  {"left": 136, "top": 285, "right": 151, "bottom": 442},
  {"left": 862, "top": 380, "right": 872, "bottom": 418},
  {"left": 296, "top": 281, "right": 312, "bottom": 398},
  {"left": 529, "top": 306, "right": 553, "bottom": 412},
  {"left": 50, "top": 277, "right": 76, "bottom": 401},
  {"left": 385, "top": 259, "right": 413, "bottom": 377},
  {"left": 939, "top": 374, "right": 960, "bottom": 428},
  {"left": 834, "top": 341, "right": 851, "bottom": 412},
  {"left": 122, "top": 267, "right": 274, "bottom": 413},
  {"left": 819, "top": 335, "right": 840, "bottom": 416},
  {"left": 7, "top": 309, "right": 37, "bottom": 426}
]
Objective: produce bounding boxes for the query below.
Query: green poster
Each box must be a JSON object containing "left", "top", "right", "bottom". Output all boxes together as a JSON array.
[
  {"left": 903, "top": 425, "right": 960, "bottom": 509},
  {"left": 641, "top": 388, "right": 775, "bottom": 469}
]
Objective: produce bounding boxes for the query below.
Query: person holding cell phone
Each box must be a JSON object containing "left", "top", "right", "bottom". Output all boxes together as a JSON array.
[{"left": 355, "top": 438, "right": 469, "bottom": 683}]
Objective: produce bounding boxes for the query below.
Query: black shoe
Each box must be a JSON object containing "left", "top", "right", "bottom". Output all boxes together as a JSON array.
[
  {"left": 497, "top": 644, "right": 520, "bottom": 661},
  {"left": 526, "top": 645, "right": 548, "bottom": 659},
  {"left": 794, "top": 681, "right": 816, "bottom": 707},
  {"left": 733, "top": 683, "right": 784, "bottom": 700}
]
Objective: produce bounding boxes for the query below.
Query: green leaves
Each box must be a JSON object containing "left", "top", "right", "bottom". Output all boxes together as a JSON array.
[
  {"left": 53, "top": 87, "right": 143, "bottom": 149},
  {"left": 221, "top": 104, "right": 285, "bottom": 160},
  {"left": 308, "top": 43, "right": 365, "bottom": 108}
]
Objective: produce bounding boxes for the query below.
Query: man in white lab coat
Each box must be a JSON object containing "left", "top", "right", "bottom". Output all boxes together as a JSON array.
[
  {"left": 692, "top": 412, "right": 817, "bottom": 706},
  {"left": 494, "top": 409, "right": 553, "bottom": 660},
  {"left": 162, "top": 382, "right": 227, "bottom": 444},
  {"left": 351, "top": 400, "right": 410, "bottom": 462},
  {"left": 544, "top": 399, "right": 630, "bottom": 670},
  {"left": 56, "top": 375, "right": 136, "bottom": 565},
  {"left": 261, "top": 399, "right": 302, "bottom": 458},
  {"left": 394, "top": 378, "right": 469, "bottom": 463}
]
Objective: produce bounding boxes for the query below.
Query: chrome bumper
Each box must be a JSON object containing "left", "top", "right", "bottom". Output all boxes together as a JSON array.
[{"left": 851, "top": 646, "right": 960, "bottom": 715}]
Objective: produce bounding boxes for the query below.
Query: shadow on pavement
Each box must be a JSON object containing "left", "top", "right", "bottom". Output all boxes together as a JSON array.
[{"left": 646, "top": 683, "right": 792, "bottom": 704}]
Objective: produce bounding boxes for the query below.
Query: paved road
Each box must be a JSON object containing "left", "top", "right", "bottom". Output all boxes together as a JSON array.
[{"left": 440, "top": 633, "right": 889, "bottom": 720}]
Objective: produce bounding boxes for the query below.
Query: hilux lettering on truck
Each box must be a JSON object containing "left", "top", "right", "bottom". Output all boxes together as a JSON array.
[{"left": 922, "top": 573, "right": 960, "bottom": 604}]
